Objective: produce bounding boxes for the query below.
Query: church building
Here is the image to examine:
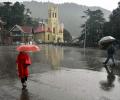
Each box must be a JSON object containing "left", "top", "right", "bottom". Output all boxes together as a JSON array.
[
  {"left": 9, "top": 4, "right": 64, "bottom": 44},
  {"left": 34, "top": 4, "right": 64, "bottom": 43}
]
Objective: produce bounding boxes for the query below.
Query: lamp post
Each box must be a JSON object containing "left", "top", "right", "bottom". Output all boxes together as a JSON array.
[
  {"left": 84, "top": 22, "right": 87, "bottom": 54},
  {"left": 81, "top": 16, "right": 89, "bottom": 55}
]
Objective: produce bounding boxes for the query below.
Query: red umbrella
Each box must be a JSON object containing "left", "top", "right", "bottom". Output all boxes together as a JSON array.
[{"left": 16, "top": 44, "right": 40, "bottom": 52}]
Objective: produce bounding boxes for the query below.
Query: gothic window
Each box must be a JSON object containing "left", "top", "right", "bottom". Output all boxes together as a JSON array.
[
  {"left": 53, "top": 27, "right": 55, "bottom": 33},
  {"left": 53, "top": 13, "right": 54, "bottom": 18},
  {"left": 48, "top": 27, "right": 51, "bottom": 32},
  {"left": 55, "top": 13, "right": 56, "bottom": 18},
  {"left": 48, "top": 34, "right": 49, "bottom": 40}
]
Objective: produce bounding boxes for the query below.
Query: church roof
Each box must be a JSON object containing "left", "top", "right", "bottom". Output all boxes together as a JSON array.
[
  {"left": 33, "top": 25, "right": 52, "bottom": 33},
  {"left": 33, "top": 25, "right": 45, "bottom": 33}
]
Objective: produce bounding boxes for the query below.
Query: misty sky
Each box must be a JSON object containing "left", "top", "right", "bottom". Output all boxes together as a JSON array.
[{"left": 0, "top": 0, "right": 120, "bottom": 11}]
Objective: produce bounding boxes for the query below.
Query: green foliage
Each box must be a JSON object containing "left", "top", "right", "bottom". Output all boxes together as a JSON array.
[
  {"left": 63, "top": 29, "right": 72, "bottom": 43},
  {"left": 103, "top": 2, "right": 120, "bottom": 41},
  {"left": 80, "top": 9, "right": 105, "bottom": 47},
  {"left": 11, "top": 2, "right": 25, "bottom": 25},
  {"left": 0, "top": 2, "right": 39, "bottom": 29},
  {"left": 0, "top": 2, "right": 25, "bottom": 29}
]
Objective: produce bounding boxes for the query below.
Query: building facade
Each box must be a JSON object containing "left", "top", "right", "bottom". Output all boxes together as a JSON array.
[
  {"left": 34, "top": 4, "right": 64, "bottom": 43},
  {"left": 9, "top": 4, "right": 64, "bottom": 44},
  {"left": 9, "top": 25, "right": 33, "bottom": 44}
]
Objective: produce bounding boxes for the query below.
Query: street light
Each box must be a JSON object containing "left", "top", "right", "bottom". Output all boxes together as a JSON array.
[
  {"left": 81, "top": 15, "right": 89, "bottom": 55},
  {"left": 84, "top": 22, "right": 87, "bottom": 53}
]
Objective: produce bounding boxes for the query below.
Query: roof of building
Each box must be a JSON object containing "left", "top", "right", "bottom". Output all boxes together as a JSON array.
[
  {"left": 10, "top": 24, "right": 52, "bottom": 34},
  {"left": 21, "top": 26, "right": 33, "bottom": 33},
  {"left": 32, "top": 25, "right": 52, "bottom": 33},
  {"left": 33, "top": 25, "right": 45, "bottom": 33},
  {"left": 9, "top": 25, "right": 33, "bottom": 34}
]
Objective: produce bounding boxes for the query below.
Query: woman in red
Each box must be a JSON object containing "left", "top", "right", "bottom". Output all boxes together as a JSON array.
[{"left": 16, "top": 51, "right": 31, "bottom": 89}]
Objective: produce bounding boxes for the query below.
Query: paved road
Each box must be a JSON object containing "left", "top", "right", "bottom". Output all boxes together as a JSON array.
[
  {"left": 0, "top": 45, "right": 120, "bottom": 100},
  {"left": 0, "top": 69, "right": 120, "bottom": 100}
]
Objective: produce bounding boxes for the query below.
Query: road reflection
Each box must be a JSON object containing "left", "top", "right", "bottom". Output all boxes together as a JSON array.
[
  {"left": 0, "top": 45, "right": 120, "bottom": 79},
  {"left": 44, "top": 45, "right": 64, "bottom": 70},
  {"left": 20, "top": 89, "right": 30, "bottom": 100},
  {"left": 29, "top": 45, "right": 64, "bottom": 74},
  {"left": 100, "top": 75, "right": 116, "bottom": 91},
  {"left": 0, "top": 46, "right": 17, "bottom": 79}
]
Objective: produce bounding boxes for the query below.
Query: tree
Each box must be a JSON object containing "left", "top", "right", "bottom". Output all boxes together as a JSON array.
[
  {"left": 103, "top": 2, "right": 120, "bottom": 41},
  {"left": 63, "top": 29, "right": 72, "bottom": 43},
  {"left": 0, "top": 2, "right": 12, "bottom": 29},
  {"left": 11, "top": 2, "right": 25, "bottom": 26},
  {"left": 0, "top": 2, "right": 25, "bottom": 29},
  {"left": 0, "top": 2, "right": 39, "bottom": 29},
  {"left": 0, "top": 2, "right": 40, "bottom": 44},
  {"left": 80, "top": 9, "right": 105, "bottom": 47}
]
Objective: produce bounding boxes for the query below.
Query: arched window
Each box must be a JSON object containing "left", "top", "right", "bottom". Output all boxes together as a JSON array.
[
  {"left": 48, "top": 34, "right": 49, "bottom": 40},
  {"left": 52, "top": 13, "right": 54, "bottom": 18},
  {"left": 55, "top": 13, "right": 56, "bottom": 18},
  {"left": 53, "top": 27, "right": 55, "bottom": 33}
]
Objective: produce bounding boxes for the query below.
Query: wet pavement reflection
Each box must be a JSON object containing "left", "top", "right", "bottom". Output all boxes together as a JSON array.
[
  {"left": 0, "top": 45, "right": 120, "bottom": 79},
  {"left": 100, "top": 75, "right": 116, "bottom": 91},
  {"left": 0, "top": 45, "right": 120, "bottom": 100},
  {"left": 20, "top": 89, "right": 30, "bottom": 100}
]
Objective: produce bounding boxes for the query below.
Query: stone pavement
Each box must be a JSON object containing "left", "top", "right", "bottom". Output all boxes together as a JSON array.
[{"left": 0, "top": 69, "right": 120, "bottom": 100}]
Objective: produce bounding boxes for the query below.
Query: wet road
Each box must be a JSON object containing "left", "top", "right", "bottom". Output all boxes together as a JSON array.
[
  {"left": 0, "top": 45, "right": 120, "bottom": 78},
  {"left": 0, "top": 45, "right": 120, "bottom": 100}
]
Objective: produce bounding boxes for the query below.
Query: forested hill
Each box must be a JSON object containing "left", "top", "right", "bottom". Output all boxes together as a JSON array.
[{"left": 23, "top": 1, "right": 111, "bottom": 37}]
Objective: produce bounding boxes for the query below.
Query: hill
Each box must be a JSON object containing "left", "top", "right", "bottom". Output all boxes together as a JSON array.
[{"left": 23, "top": 1, "right": 111, "bottom": 37}]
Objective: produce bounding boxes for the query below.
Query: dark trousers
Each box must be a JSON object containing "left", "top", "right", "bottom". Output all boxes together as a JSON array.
[
  {"left": 21, "top": 76, "right": 27, "bottom": 83},
  {"left": 105, "top": 55, "right": 115, "bottom": 64}
]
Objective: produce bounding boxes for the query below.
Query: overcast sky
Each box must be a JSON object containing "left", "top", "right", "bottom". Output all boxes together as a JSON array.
[{"left": 0, "top": 0, "right": 120, "bottom": 11}]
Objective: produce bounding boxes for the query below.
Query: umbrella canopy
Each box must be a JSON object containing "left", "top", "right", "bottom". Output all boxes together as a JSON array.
[
  {"left": 16, "top": 44, "right": 40, "bottom": 52},
  {"left": 98, "top": 36, "right": 116, "bottom": 45}
]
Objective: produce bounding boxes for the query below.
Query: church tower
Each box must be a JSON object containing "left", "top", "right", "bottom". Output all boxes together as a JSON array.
[
  {"left": 48, "top": 5, "right": 59, "bottom": 27},
  {"left": 47, "top": 4, "right": 63, "bottom": 43}
]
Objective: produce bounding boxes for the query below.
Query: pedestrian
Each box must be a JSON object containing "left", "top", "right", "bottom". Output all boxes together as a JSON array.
[
  {"left": 16, "top": 51, "right": 31, "bottom": 89},
  {"left": 103, "top": 43, "right": 115, "bottom": 65}
]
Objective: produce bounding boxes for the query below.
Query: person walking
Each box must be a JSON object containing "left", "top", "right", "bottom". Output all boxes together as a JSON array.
[
  {"left": 103, "top": 43, "right": 115, "bottom": 65},
  {"left": 16, "top": 51, "right": 31, "bottom": 89}
]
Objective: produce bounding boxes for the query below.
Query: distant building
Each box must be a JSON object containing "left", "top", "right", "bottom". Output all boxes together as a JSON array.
[
  {"left": 9, "top": 25, "right": 33, "bottom": 44},
  {"left": 34, "top": 4, "right": 64, "bottom": 43},
  {"left": 9, "top": 4, "right": 64, "bottom": 44}
]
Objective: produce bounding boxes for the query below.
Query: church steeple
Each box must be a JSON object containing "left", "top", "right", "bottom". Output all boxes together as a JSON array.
[
  {"left": 48, "top": 4, "right": 59, "bottom": 34},
  {"left": 46, "top": 4, "right": 64, "bottom": 43},
  {"left": 48, "top": 4, "right": 58, "bottom": 22}
]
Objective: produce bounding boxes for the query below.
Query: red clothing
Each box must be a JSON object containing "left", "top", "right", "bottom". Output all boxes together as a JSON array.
[{"left": 16, "top": 52, "right": 31, "bottom": 78}]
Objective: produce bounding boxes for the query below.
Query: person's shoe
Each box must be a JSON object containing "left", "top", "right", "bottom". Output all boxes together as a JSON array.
[
  {"left": 22, "top": 83, "right": 27, "bottom": 90},
  {"left": 22, "top": 86, "right": 26, "bottom": 90},
  {"left": 22, "top": 85, "right": 27, "bottom": 90}
]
